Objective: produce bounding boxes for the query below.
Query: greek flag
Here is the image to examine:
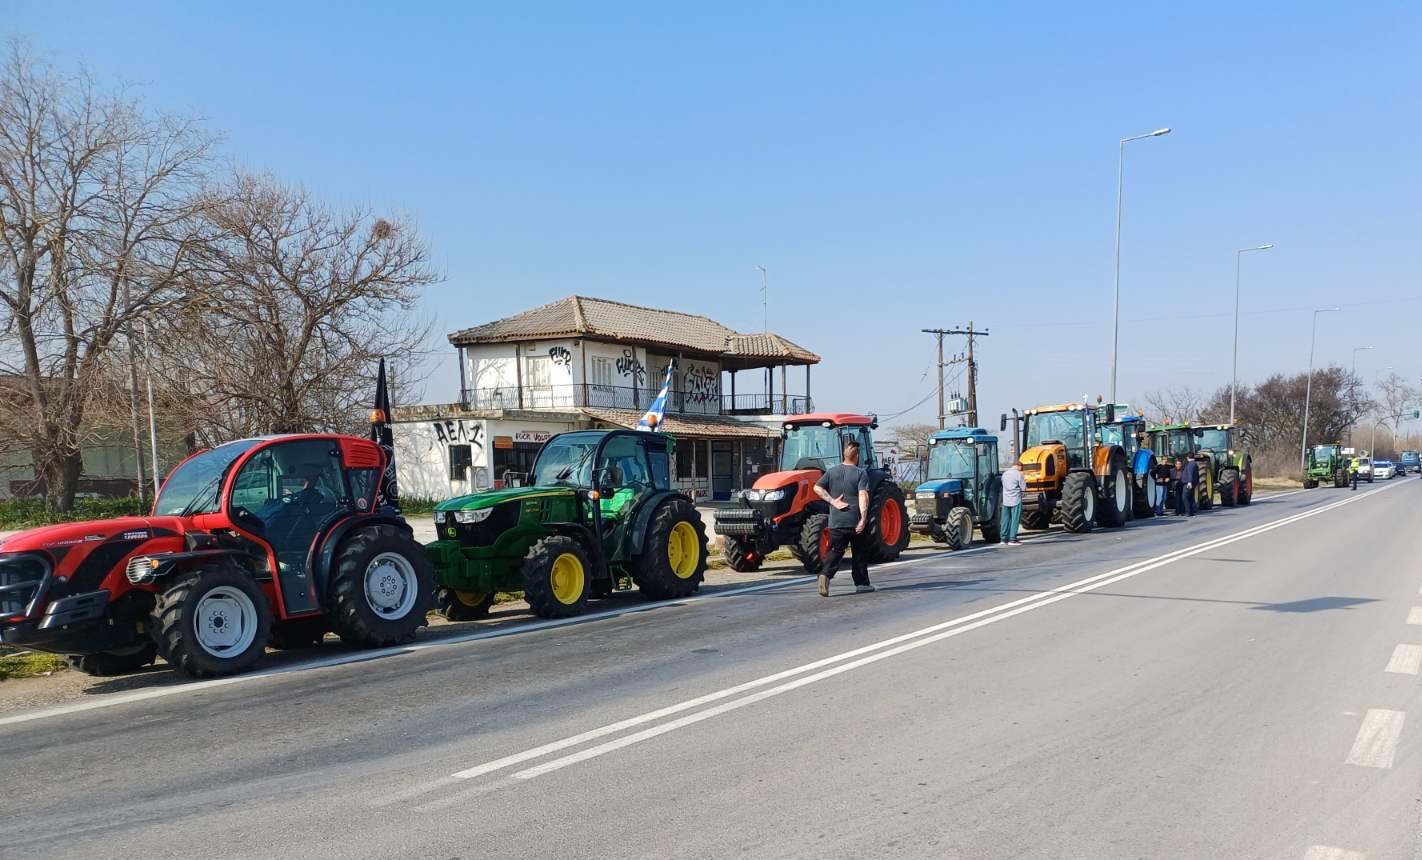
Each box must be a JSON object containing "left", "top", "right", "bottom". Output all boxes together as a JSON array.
[{"left": 638, "top": 360, "right": 675, "bottom": 432}]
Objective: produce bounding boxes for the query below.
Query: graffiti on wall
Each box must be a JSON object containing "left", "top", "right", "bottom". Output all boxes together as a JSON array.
[
  {"left": 433, "top": 419, "right": 483, "bottom": 448},
  {"left": 616, "top": 348, "right": 646, "bottom": 386},
  {"left": 684, "top": 365, "right": 719, "bottom": 406},
  {"left": 548, "top": 346, "right": 572, "bottom": 367}
]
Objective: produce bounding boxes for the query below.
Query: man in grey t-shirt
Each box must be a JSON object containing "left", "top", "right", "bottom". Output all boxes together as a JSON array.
[{"left": 812, "top": 440, "right": 874, "bottom": 597}]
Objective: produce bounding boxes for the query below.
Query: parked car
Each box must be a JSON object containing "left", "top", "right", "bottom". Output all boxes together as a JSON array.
[
  {"left": 1371, "top": 459, "right": 1395, "bottom": 480},
  {"left": 1357, "top": 456, "right": 1374, "bottom": 482},
  {"left": 1400, "top": 450, "right": 1421, "bottom": 474}
]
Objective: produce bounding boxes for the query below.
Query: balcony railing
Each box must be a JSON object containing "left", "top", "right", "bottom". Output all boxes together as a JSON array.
[{"left": 461, "top": 384, "right": 812, "bottom": 417}]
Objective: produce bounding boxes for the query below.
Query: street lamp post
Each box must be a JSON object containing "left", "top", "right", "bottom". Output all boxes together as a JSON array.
[
  {"left": 1110, "top": 126, "right": 1172, "bottom": 404},
  {"left": 1230, "top": 244, "right": 1273, "bottom": 424},
  {"left": 1299, "top": 307, "right": 1342, "bottom": 474},
  {"left": 1348, "top": 346, "right": 1374, "bottom": 445}
]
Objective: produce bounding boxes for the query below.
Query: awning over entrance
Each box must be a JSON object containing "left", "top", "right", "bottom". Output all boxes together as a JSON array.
[{"left": 579, "top": 408, "right": 775, "bottom": 440}]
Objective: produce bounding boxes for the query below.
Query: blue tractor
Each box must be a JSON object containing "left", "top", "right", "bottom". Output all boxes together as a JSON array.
[
  {"left": 1094, "top": 404, "right": 1158, "bottom": 519},
  {"left": 908, "top": 427, "right": 1002, "bottom": 549}
]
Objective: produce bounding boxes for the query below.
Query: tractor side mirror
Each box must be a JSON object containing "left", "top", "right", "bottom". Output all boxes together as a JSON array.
[{"left": 999, "top": 413, "right": 1008, "bottom": 432}]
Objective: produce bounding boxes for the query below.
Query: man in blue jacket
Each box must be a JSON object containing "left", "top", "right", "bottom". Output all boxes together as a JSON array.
[{"left": 1177, "top": 456, "right": 1200, "bottom": 517}]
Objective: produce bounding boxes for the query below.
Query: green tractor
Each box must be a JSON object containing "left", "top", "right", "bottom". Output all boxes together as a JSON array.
[
  {"left": 425, "top": 429, "right": 708, "bottom": 620},
  {"left": 1193, "top": 423, "right": 1254, "bottom": 506},
  {"left": 1304, "top": 442, "right": 1350, "bottom": 489},
  {"left": 1146, "top": 422, "right": 1215, "bottom": 512}
]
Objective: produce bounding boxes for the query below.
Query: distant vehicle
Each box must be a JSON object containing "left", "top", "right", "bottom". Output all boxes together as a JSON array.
[
  {"left": 1372, "top": 459, "right": 1397, "bottom": 480},
  {"left": 1400, "top": 450, "right": 1420, "bottom": 473},
  {"left": 1358, "top": 456, "right": 1375, "bottom": 483}
]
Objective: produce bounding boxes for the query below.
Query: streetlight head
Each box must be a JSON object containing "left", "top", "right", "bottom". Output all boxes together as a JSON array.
[
  {"left": 1150, "top": 127, "right": 1172, "bottom": 136},
  {"left": 1257, "top": 244, "right": 1274, "bottom": 250}
]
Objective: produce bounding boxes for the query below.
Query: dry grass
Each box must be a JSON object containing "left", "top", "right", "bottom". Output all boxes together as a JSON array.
[{"left": 0, "top": 652, "right": 68, "bottom": 681}]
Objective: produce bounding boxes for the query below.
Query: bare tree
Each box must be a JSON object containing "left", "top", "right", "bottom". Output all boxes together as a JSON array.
[
  {"left": 1374, "top": 371, "right": 1420, "bottom": 444},
  {"left": 0, "top": 43, "right": 212, "bottom": 510},
  {"left": 1139, "top": 386, "right": 1206, "bottom": 425},
  {"left": 157, "top": 172, "right": 436, "bottom": 444}
]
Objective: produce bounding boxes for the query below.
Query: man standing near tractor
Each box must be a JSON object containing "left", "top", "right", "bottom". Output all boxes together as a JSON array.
[
  {"left": 813, "top": 440, "right": 874, "bottom": 597},
  {"left": 1176, "top": 457, "right": 1199, "bottom": 517},
  {"left": 1350, "top": 454, "right": 1362, "bottom": 491}
]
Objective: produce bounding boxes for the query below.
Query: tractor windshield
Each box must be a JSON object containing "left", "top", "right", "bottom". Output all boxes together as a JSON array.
[
  {"left": 1098, "top": 424, "right": 1124, "bottom": 447},
  {"left": 1313, "top": 444, "right": 1340, "bottom": 463},
  {"left": 532, "top": 434, "right": 600, "bottom": 488},
  {"left": 927, "top": 441, "right": 976, "bottom": 480},
  {"left": 1197, "top": 429, "right": 1230, "bottom": 451},
  {"left": 781, "top": 425, "right": 844, "bottom": 471},
  {"left": 154, "top": 439, "right": 263, "bottom": 516},
  {"left": 1025, "top": 411, "right": 1087, "bottom": 468}
]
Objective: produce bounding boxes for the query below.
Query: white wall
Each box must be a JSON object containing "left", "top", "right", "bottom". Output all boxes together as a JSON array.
[
  {"left": 584, "top": 340, "right": 648, "bottom": 410},
  {"left": 394, "top": 417, "right": 489, "bottom": 501}
]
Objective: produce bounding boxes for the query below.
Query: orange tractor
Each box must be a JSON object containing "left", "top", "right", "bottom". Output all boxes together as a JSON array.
[
  {"left": 1009, "top": 401, "right": 1133, "bottom": 533},
  {"left": 713, "top": 413, "right": 910, "bottom": 573}
]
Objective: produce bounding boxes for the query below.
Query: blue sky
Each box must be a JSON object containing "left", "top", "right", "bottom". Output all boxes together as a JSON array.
[{"left": 11, "top": 2, "right": 1421, "bottom": 430}]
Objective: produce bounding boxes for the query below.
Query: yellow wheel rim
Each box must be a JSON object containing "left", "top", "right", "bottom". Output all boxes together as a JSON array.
[
  {"left": 453, "top": 590, "right": 487, "bottom": 607},
  {"left": 550, "top": 553, "right": 585, "bottom": 605},
  {"left": 667, "top": 520, "right": 700, "bottom": 579}
]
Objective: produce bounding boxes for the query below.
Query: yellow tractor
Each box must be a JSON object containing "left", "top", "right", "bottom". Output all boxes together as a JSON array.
[{"left": 1008, "top": 401, "right": 1132, "bottom": 533}]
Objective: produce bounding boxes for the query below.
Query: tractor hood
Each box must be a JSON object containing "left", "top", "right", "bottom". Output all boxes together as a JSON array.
[
  {"left": 750, "top": 469, "right": 821, "bottom": 493},
  {"left": 915, "top": 478, "right": 964, "bottom": 496},
  {"left": 0, "top": 516, "right": 188, "bottom": 555},
  {"left": 435, "top": 486, "right": 574, "bottom": 512}
]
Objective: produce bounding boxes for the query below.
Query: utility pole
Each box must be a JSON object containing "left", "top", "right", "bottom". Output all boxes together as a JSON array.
[
  {"left": 756, "top": 266, "right": 768, "bottom": 333},
  {"left": 923, "top": 324, "right": 990, "bottom": 428}
]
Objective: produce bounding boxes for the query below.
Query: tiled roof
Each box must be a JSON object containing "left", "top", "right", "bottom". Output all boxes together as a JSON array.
[
  {"left": 448, "top": 296, "right": 819, "bottom": 364},
  {"left": 580, "top": 408, "right": 776, "bottom": 439}
]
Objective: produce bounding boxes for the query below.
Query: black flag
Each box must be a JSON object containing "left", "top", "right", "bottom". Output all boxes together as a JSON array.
[{"left": 370, "top": 357, "right": 401, "bottom": 514}]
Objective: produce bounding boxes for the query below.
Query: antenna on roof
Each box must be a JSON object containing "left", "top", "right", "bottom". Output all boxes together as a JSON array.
[{"left": 756, "top": 265, "right": 768, "bottom": 333}]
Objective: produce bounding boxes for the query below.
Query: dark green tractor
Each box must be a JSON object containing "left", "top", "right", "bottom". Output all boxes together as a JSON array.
[
  {"left": 425, "top": 429, "right": 708, "bottom": 620},
  {"left": 1304, "top": 443, "right": 1350, "bottom": 489}
]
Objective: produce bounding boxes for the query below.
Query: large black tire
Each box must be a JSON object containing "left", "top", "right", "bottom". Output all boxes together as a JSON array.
[
  {"left": 797, "top": 512, "right": 830, "bottom": 574},
  {"left": 1239, "top": 462, "right": 1254, "bottom": 504},
  {"left": 152, "top": 564, "right": 272, "bottom": 678},
  {"left": 1021, "top": 504, "right": 1050, "bottom": 531},
  {"left": 979, "top": 508, "right": 1002, "bottom": 543},
  {"left": 1132, "top": 467, "right": 1157, "bottom": 519},
  {"left": 267, "top": 616, "right": 329, "bottom": 650},
  {"left": 1197, "top": 472, "right": 1214, "bottom": 510},
  {"left": 631, "top": 498, "right": 708, "bottom": 600},
  {"left": 328, "top": 524, "right": 435, "bottom": 646},
  {"left": 865, "top": 482, "right": 911, "bottom": 563},
  {"left": 1096, "top": 456, "right": 1129, "bottom": 528},
  {"left": 65, "top": 641, "right": 158, "bottom": 677},
  {"left": 722, "top": 536, "right": 763, "bottom": 573},
  {"left": 437, "top": 588, "right": 496, "bottom": 622},
  {"left": 1303, "top": 476, "right": 1318, "bottom": 489},
  {"left": 1059, "top": 472, "right": 1096, "bottom": 533},
  {"left": 522, "top": 535, "right": 592, "bottom": 617},
  {"left": 1218, "top": 468, "right": 1239, "bottom": 507},
  {"left": 943, "top": 506, "right": 974, "bottom": 550}
]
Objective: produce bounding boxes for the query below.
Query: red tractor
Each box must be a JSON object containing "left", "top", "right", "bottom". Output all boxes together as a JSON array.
[
  {"left": 713, "top": 413, "right": 909, "bottom": 573},
  {"left": 0, "top": 368, "right": 434, "bottom": 678}
]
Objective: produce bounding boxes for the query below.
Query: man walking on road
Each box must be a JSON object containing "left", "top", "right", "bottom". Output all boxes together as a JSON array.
[
  {"left": 1000, "top": 461, "right": 1026, "bottom": 545},
  {"left": 1152, "top": 459, "right": 1173, "bottom": 517},
  {"left": 813, "top": 440, "right": 873, "bottom": 597},
  {"left": 1177, "top": 456, "right": 1199, "bottom": 517}
]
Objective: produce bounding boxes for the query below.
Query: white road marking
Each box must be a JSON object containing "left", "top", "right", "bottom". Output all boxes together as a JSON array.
[
  {"left": 447, "top": 482, "right": 1395, "bottom": 782},
  {"left": 1304, "top": 847, "right": 1364, "bottom": 860},
  {"left": 1385, "top": 644, "right": 1422, "bottom": 675},
  {"left": 1345, "top": 709, "right": 1406, "bottom": 769},
  {"left": 1407, "top": 607, "right": 1422, "bottom": 626}
]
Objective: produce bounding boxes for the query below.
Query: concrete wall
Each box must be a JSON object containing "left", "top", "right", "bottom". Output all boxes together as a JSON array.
[{"left": 393, "top": 414, "right": 577, "bottom": 501}]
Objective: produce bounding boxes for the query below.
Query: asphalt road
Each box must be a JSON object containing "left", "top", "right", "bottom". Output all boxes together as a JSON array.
[{"left": 2, "top": 480, "right": 1419, "bottom": 860}]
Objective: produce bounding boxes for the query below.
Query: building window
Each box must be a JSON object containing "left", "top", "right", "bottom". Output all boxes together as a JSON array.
[
  {"left": 525, "top": 355, "right": 551, "bottom": 387},
  {"left": 591, "top": 357, "right": 613, "bottom": 388},
  {"left": 450, "top": 444, "right": 473, "bottom": 482}
]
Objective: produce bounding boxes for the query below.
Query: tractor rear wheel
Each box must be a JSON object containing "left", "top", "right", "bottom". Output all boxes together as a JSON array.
[
  {"left": 943, "top": 507, "right": 974, "bottom": 550},
  {"left": 522, "top": 535, "right": 592, "bottom": 617},
  {"left": 1333, "top": 468, "right": 1349, "bottom": 489},
  {"left": 329, "top": 525, "right": 435, "bottom": 647},
  {"left": 1096, "top": 457, "right": 1129, "bottom": 528},
  {"left": 632, "top": 498, "right": 708, "bottom": 600},
  {"left": 797, "top": 512, "right": 830, "bottom": 574},
  {"left": 865, "top": 482, "right": 910, "bottom": 562},
  {"left": 153, "top": 564, "right": 272, "bottom": 678},
  {"left": 1239, "top": 462, "right": 1254, "bottom": 504},
  {"left": 979, "top": 509, "right": 1002, "bottom": 543},
  {"left": 1218, "top": 468, "right": 1239, "bottom": 507},
  {"left": 267, "top": 617, "right": 329, "bottom": 650},
  {"left": 65, "top": 641, "right": 158, "bottom": 677},
  {"left": 437, "top": 588, "right": 496, "bottom": 622},
  {"left": 722, "top": 536, "right": 763, "bottom": 573},
  {"left": 1059, "top": 472, "right": 1096, "bottom": 533}
]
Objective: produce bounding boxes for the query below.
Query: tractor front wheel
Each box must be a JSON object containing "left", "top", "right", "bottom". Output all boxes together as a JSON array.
[
  {"left": 1097, "top": 457, "right": 1130, "bottom": 528},
  {"left": 1133, "top": 470, "right": 1157, "bottom": 519},
  {"left": 523, "top": 535, "right": 592, "bottom": 617},
  {"left": 1218, "top": 468, "right": 1239, "bottom": 507},
  {"left": 65, "top": 641, "right": 158, "bottom": 677},
  {"left": 437, "top": 588, "right": 496, "bottom": 622},
  {"left": 865, "top": 482, "right": 911, "bottom": 562},
  {"left": 1021, "top": 504, "right": 1051, "bottom": 531},
  {"left": 1304, "top": 477, "right": 1318, "bottom": 489},
  {"left": 1240, "top": 462, "right": 1254, "bottom": 503},
  {"left": 329, "top": 525, "right": 435, "bottom": 647},
  {"left": 943, "top": 507, "right": 974, "bottom": 550},
  {"left": 1059, "top": 472, "right": 1096, "bottom": 533},
  {"left": 722, "top": 537, "right": 763, "bottom": 573},
  {"left": 632, "top": 498, "right": 708, "bottom": 600},
  {"left": 797, "top": 512, "right": 830, "bottom": 574},
  {"left": 152, "top": 564, "right": 272, "bottom": 678}
]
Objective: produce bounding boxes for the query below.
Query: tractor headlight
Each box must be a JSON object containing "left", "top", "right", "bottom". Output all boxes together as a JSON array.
[
  {"left": 742, "top": 489, "right": 761, "bottom": 502},
  {"left": 916, "top": 491, "right": 937, "bottom": 500},
  {"left": 454, "top": 508, "right": 493, "bottom": 524},
  {"left": 759, "top": 489, "right": 786, "bottom": 502},
  {"left": 125, "top": 556, "right": 162, "bottom": 584},
  {"left": 433, "top": 511, "right": 446, "bottom": 524}
]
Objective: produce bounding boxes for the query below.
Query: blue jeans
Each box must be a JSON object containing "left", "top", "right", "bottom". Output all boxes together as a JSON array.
[
  {"left": 1001, "top": 503, "right": 1023, "bottom": 542},
  {"left": 1153, "top": 483, "right": 1167, "bottom": 516}
]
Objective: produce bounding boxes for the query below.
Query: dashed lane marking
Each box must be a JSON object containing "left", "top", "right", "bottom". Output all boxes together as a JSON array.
[
  {"left": 1385, "top": 644, "right": 1422, "bottom": 675},
  {"left": 1345, "top": 709, "right": 1405, "bottom": 769}
]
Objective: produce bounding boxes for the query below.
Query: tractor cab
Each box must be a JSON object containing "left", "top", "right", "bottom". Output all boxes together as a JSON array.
[
  {"left": 910, "top": 428, "right": 1003, "bottom": 548},
  {"left": 778, "top": 414, "right": 878, "bottom": 472},
  {"left": 1305, "top": 442, "right": 1350, "bottom": 489},
  {"left": 1012, "top": 401, "right": 1132, "bottom": 532},
  {"left": 1094, "top": 405, "right": 1160, "bottom": 519}
]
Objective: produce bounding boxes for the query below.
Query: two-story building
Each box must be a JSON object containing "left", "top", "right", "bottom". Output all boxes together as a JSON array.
[{"left": 392, "top": 295, "right": 820, "bottom": 502}]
